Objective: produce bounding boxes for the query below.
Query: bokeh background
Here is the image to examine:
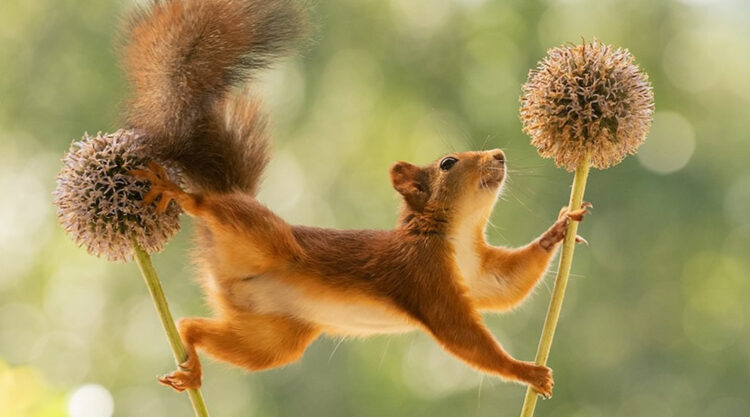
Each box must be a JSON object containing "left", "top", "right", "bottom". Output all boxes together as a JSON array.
[{"left": 1, "top": 0, "right": 749, "bottom": 416}]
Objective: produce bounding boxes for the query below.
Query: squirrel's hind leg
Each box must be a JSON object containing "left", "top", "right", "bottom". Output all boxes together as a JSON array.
[
  {"left": 160, "top": 314, "right": 319, "bottom": 392},
  {"left": 158, "top": 319, "right": 203, "bottom": 392},
  {"left": 133, "top": 162, "right": 303, "bottom": 272}
]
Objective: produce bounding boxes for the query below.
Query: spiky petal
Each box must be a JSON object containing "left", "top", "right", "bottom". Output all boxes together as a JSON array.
[
  {"left": 54, "top": 130, "right": 181, "bottom": 262},
  {"left": 520, "top": 39, "right": 654, "bottom": 171}
]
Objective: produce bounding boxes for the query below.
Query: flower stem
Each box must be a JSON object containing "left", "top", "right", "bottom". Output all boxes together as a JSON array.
[
  {"left": 132, "top": 242, "right": 211, "bottom": 417},
  {"left": 519, "top": 159, "right": 591, "bottom": 417}
]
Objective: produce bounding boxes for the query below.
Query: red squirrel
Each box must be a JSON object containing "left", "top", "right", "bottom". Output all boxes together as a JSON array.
[{"left": 123, "top": 0, "right": 590, "bottom": 399}]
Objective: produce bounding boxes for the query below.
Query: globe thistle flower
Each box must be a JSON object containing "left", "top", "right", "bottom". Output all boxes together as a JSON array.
[
  {"left": 520, "top": 39, "right": 654, "bottom": 171},
  {"left": 54, "top": 130, "right": 181, "bottom": 262},
  {"left": 518, "top": 40, "right": 655, "bottom": 415}
]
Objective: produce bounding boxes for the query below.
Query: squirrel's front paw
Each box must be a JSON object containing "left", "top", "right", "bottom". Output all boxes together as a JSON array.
[
  {"left": 130, "top": 162, "right": 185, "bottom": 213},
  {"left": 538, "top": 202, "right": 592, "bottom": 251},
  {"left": 158, "top": 352, "right": 202, "bottom": 392}
]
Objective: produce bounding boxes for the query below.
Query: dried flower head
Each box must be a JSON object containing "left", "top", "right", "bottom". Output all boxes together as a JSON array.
[
  {"left": 520, "top": 39, "right": 654, "bottom": 171},
  {"left": 54, "top": 130, "right": 181, "bottom": 262}
]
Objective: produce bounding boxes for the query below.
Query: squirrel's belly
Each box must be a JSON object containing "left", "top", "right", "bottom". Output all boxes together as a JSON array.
[{"left": 235, "top": 275, "right": 414, "bottom": 336}]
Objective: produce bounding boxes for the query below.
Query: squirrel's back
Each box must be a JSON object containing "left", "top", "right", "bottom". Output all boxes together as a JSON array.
[{"left": 121, "top": 0, "right": 309, "bottom": 194}]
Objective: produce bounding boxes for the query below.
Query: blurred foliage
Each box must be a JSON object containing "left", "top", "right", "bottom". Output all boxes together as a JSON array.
[
  {"left": 0, "top": 359, "right": 66, "bottom": 417},
  {"left": 1, "top": 0, "right": 749, "bottom": 416}
]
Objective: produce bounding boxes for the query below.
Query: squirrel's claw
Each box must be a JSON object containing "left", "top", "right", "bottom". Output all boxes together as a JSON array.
[
  {"left": 158, "top": 355, "right": 202, "bottom": 392},
  {"left": 141, "top": 187, "right": 162, "bottom": 206},
  {"left": 148, "top": 161, "right": 169, "bottom": 179},
  {"left": 558, "top": 202, "right": 592, "bottom": 222},
  {"left": 129, "top": 168, "right": 159, "bottom": 183},
  {"left": 566, "top": 208, "right": 588, "bottom": 222},
  {"left": 525, "top": 363, "right": 554, "bottom": 399},
  {"left": 129, "top": 161, "right": 170, "bottom": 183},
  {"left": 156, "top": 193, "right": 174, "bottom": 213},
  {"left": 129, "top": 162, "right": 183, "bottom": 213},
  {"left": 566, "top": 202, "right": 592, "bottom": 222},
  {"left": 157, "top": 371, "right": 195, "bottom": 392},
  {"left": 542, "top": 203, "right": 593, "bottom": 251}
]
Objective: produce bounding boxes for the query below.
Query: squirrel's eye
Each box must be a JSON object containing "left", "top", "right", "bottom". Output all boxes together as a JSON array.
[{"left": 439, "top": 156, "right": 458, "bottom": 171}]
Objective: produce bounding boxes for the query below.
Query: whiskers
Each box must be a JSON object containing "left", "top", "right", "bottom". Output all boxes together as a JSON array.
[
  {"left": 483, "top": 216, "right": 510, "bottom": 244},
  {"left": 479, "top": 175, "right": 488, "bottom": 190},
  {"left": 495, "top": 158, "right": 563, "bottom": 220},
  {"left": 478, "top": 162, "right": 500, "bottom": 190},
  {"left": 439, "top": 134, "right": 458, "bottom": 155},
  {"left": 328, "top": 337, "right": 346, "bottom": 362},
  {"left": 479, "top": 134, "right": 495, "bottom": 152}
]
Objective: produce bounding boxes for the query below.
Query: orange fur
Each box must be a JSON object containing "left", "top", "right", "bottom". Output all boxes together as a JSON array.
[
  {"left": 122, "top": 0, "right": 592, "bottom": 400},
  {"left": 133, "top": 150, "right": 591, "bottom": 399}
]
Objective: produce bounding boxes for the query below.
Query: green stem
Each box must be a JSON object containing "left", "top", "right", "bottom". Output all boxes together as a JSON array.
[
  {"left": 519, "top": 159, "right": 591, "bottom": 417},
  {"left": 132, "top": 242, "right": 211, "bottom": 417}
]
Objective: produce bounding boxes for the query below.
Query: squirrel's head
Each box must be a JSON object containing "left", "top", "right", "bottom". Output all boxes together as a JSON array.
[{"left": 390, "top": 149, "right": 506, "bottom": 234}]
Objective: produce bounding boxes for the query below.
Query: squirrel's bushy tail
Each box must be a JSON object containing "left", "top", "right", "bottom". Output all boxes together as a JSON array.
[{"left": 121, "top": 0, "right": 308, "bottom": 194}]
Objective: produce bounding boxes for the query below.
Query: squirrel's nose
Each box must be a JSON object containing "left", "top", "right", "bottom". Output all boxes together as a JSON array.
[{"left": 492, "top": 150, "right": 505, "bottom": 164}]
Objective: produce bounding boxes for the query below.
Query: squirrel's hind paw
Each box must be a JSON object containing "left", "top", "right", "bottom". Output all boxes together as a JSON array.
[
  {"left": 516, "top": 362, "right": 554, "bottom": 399},
  {"left": 158, "top": 354, "right": 202, "bottom": 392},
  {"left": 130, "top": 162, "right": 186, "bottom": 213}
]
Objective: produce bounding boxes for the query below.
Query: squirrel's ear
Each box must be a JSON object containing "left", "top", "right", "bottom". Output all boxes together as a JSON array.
[{"left": 390, "top": 161, "right": 429, "bottom": 210}]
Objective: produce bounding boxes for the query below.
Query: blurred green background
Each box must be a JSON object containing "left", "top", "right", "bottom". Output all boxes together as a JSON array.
[{"left": 1, "top": 0, "right": 749, "bottom": 416}]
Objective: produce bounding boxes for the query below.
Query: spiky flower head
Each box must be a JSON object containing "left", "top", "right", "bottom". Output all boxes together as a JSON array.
[
  {"left": 520, "top": 39, "right": 654, "bottom": 171},
  {"left": 54, "top": 130, "right": 181, "bottom": 262}
]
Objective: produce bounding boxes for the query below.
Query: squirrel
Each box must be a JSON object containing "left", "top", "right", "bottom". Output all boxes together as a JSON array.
[{"left": 122, "top": 0, "right": 590, "bottom": 399}]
